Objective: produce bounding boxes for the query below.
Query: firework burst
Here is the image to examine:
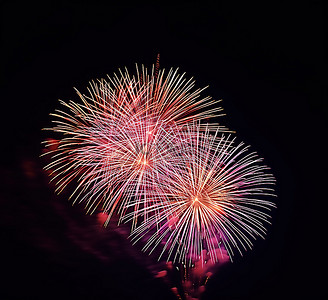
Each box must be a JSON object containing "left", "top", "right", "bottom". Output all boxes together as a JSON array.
[
  {"left": 42, "top": 65, "right": 226, "bottom": 226},
  {"left": 126, "top": 123, "right": 276, "bottom": 265},
  {"left": 43, "top": 61, "right": 277, "bottom": 300}
]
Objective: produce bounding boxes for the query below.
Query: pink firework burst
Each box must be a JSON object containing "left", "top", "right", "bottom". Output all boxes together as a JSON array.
[
  {"left": 126, "top": 122, "right": 276, "bottom": 266},
  {"left": 42, "top": 65, "right": 226, "bottom": 226}
]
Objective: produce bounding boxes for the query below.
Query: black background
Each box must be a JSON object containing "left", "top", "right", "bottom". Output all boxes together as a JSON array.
[{"left": 0, "top": 1, "right": 325, "bottom": 299}]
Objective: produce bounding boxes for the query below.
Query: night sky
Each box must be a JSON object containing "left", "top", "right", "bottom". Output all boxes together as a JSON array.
[{"left": 0, "top": 2, "right": 325, "bottom": 300}]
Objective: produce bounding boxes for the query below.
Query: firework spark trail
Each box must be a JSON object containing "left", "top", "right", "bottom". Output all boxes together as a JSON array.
[
  {"left": 42, "top": 66, "right": 226, "bottom": 227},
  {"left": 125, "top": 122, "right": 276, "bottom": 266}
]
